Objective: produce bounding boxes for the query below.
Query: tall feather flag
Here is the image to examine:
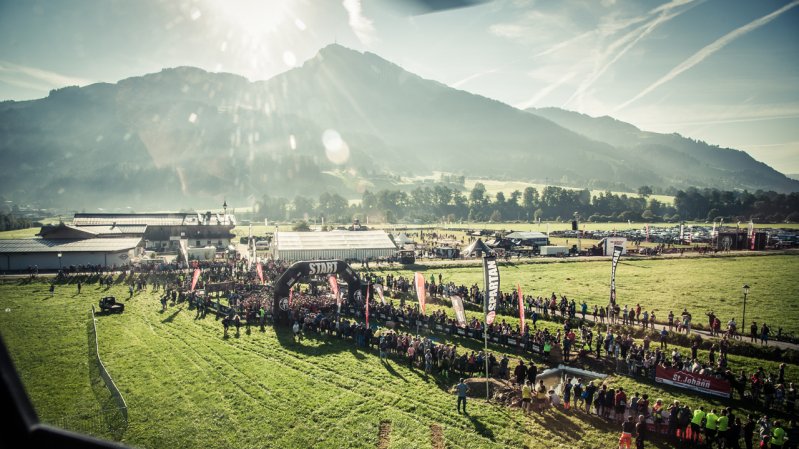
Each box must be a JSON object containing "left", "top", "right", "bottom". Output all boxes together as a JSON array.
[
  {"left": 289, "top": 286, "right": 293, "bottom": 308},
  {"left": 610, "top": 245, "right": 623, "bottom": 304},
  {"left": 256, "top": 262, "right": 264, "bottom": 284},
  {"left": 375, "top": 284, "right": 386, "bottom": 305},
  {"left": 365, "top": 283, "right": 370, "bottom": 328},
  {"left": 191, "top": 268, "right": 201, "bottom": 291},
  {"left": 483, "top": 256, "right": 500, "bottom": 325},
  {"left": 414, "top": 272, "right": 426, "bottom": 314},
  {"left": 327, "top": 275, "right": 340, "bottom": 307},
  {"left": 451, "top": 295, "right": 467, "bottom": 327},
  {"left": 517, "top": 283, "right": 525, "bottom": 335}
]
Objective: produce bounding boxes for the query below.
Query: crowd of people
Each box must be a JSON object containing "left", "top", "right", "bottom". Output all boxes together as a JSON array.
[{"left": 45, "top": 255, "right": 797, "bottom": 448}]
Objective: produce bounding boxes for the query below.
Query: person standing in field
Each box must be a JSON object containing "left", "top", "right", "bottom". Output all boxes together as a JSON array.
[
  {"left": 620, "top": 416, "right": 635, "bottom": 449},
  {"left": 521, "top": 380, "right": 532, "bottom": 414},
  {"left": 456, "top": 378, "right": 469, "bottom": 414},
  {"left": 636, "top": 414, "right": 647, "bottom": 449}
]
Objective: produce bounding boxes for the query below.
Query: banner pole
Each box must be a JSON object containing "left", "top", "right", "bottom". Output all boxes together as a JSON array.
[{"left": 483, "top": 255, "right": 489, "bottom": 403}]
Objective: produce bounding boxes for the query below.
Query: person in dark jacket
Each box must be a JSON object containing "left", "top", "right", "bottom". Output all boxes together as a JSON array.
[
  {"left": 636, "top": 414, "right": 647, "bottom": 449},
  {"left": 514, "top": 360, "right": 526, "bottom": 384},
  {"left": 526, "top": 362, "right": 537, "bottom": 385}
]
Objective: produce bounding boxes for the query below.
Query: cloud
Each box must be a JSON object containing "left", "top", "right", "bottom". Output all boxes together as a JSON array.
[
  {"left": 515, "top": 70, "right": 577, "bottom": 110},
  {"left": 0, "top": 61, "right": 93, "bottom": 92},
  {"left": 450, "top": 68, "right": 499, "bottom": 89},
  {"left": 614, "top": 0, "right": 799, "bottom": 112},
  {"left": 562, "top": 0, "right": 698, "bottom": 110},
  {"left": 488, "top": 23, "right": 527, "bottom": 39},
  {"left": 342, "top": 0, "right": 376, "bottom": 45}
]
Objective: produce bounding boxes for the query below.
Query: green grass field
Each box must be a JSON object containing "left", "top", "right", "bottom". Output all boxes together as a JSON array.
[
  {"left": 0, "top": 280, "right": 640, "bottom": 449},
  {"left": 0, "top": 247, "right": 798, "bottom": 448},
  {"left": 1, "top": 275, "right": 795, "bottom": 449},
  {"left": 367, "top": 254, "right": 799, "bottom": 336}
]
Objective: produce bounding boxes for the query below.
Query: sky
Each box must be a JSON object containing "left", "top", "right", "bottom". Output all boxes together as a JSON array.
[{"left": 1, "top": 0, "right": 798, "bottom": 174}]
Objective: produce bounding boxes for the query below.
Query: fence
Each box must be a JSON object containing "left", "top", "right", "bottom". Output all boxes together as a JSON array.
[
  {"left": 51, "top": 307, "right": 129, "bottom": 438},
  {"left": 89, "top": 305, "right": 128, "bottom": 420}
]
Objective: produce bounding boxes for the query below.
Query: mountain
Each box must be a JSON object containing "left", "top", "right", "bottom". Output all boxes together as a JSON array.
[
  {"left": 1, "top": 44, "right": 796, "bottom": 210},
  {"left": 526, "top": 107, "right": 799, "bottom": 193}
]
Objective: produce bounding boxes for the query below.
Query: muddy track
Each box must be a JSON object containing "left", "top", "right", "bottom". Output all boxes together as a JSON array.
[
  {"left": 431, "top": 423, "right": 445, "bottom": 449},
  {"left": 377, "top": 420, "right": 392, "bottom": 449}
]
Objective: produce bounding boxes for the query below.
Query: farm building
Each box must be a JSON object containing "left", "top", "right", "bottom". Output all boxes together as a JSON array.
[
  {"left": 503, "top": 231, "right": 550, "bottom": 247},
  {"left": 72, "top": 211, "right": 236, "bottom": 251},
  {"left": 0, "top": 237, "right": 143, "bottom": 271},
  {"left": 272, "top": 230, "right": 397, "bottom": 262}
]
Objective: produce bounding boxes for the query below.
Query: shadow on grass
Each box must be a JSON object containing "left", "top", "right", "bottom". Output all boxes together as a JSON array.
[
  {"left": 380, "top": 358, "right": 408, "bottom": 382},
  {"left": 467, "top": 414, "right": 495, "bottom": 441},
  {"left": 349, "top": 346, "right": 366, "bottom": 360},
  {"left": 161, "top": 307, "right": 183, "bottom": 323}
]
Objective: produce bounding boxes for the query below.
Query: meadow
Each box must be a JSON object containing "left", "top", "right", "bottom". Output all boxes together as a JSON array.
[
  {"left": 1, "top": 252, "right": 798, "bottom": 449},
  {"left": 369, "top": 254, "right": 799, "bottom": 336}
]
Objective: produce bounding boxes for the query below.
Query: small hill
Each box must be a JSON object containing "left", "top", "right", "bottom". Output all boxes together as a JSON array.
[{"left": 527, "top": 107, "right": 799, "bottom": 193}]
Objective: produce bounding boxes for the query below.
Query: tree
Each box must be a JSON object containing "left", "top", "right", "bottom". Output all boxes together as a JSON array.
[
  {"left": 292, "top": 221, "right": 311, "bottom": 231},
  {"left": 489, "top": 210, "right": 502, "bottom": 222},
  {"left": 469, "top": 183, "right": 487, "bottom": 205},
  {"left": 522, "top": 187, "right": 539, "bottom": 219},
  {"left": 638, "top": 185, "right": 653, "bottom": 198}
]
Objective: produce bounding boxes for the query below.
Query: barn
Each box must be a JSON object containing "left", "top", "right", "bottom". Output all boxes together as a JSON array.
[
  {"left": 272, "top": 230, "right": 397, "bottom": 262},
  {"left": 0, "top": 237, "right": 143, "bottom": 271}
]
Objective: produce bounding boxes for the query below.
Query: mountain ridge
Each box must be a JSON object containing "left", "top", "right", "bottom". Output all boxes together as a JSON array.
[{"left": 0, "top": 44, "right": 796, "bottom": 210}]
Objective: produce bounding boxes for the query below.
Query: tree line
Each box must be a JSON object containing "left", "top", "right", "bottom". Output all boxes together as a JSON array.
[
  {"left": 0, "top": 213, "right": 35, "bottom": 232},
  {"left": 251, "top": 184, "right": 799, "bottom": 224}
]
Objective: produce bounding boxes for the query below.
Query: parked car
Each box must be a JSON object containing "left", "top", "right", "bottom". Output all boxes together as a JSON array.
[{"left": 98, "top": 296, "right": 124, "bottom": 314}]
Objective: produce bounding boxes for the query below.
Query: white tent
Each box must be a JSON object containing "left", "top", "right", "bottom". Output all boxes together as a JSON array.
[{"left": 272, "top": 230, "right": 397, "bottom": 261}]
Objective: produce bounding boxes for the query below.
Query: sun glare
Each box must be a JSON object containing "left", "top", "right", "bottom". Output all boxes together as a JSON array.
[{"left": 202, "top": 0, "right": 294, "bottom": 38}]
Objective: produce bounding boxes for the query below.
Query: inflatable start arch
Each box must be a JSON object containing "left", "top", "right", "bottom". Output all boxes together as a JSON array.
[{"left": 272, "top": 260, "right": 361, "bottom": 322}]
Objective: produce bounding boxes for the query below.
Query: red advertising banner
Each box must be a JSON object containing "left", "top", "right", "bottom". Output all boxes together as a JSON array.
[
  {"left": 451, "top": 295, "right": 467, "bottom": 327},
  {"left": 191, "top": 268, "right": 201, "bottom": 292},
  {"left": 365, "top": 283, "right": 370, "bottom": 328},
  {"left": 375, "top": 284, "right": 385, "bottom": 305},
  {"left": 517, "top": 283, "right": 525, "bottom": 335},
  {"left": 256, "top": 262, "right": 264, "bottom": 284},
  {"left": 654, "top": 365, "right": 731, "bottom": 398},
  {"left": 414, "top": 272, "right": 426, "bottom": 314},
  {"left": 328, "top": 275, "right": 340, "bottom": 306}
]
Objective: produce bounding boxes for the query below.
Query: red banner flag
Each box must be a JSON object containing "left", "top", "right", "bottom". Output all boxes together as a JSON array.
[
  {"left": 375, "top": 284, "right": 385, "bottom": 305},
  {"left": 414, "top": 272, "right": 426, "bottom": 314},
  {"left": 256, "top": 262, "right": 264, "bottom": 284},
  {"left": 365, "top": 284, "right": 370, "bottom": 328},
  {"left": 327, "top": 275, "right": 340, "bottom": 306},
  {"left": 451, "top": 295, "right": 467, "bottom": 327},
  {"left": 517, "top": 283, "right": 525, "bottom": 335},
  {"left": 191, "top": 268, "right": 201, "bottom": 291},
  {"left": 289, "top": 286, "right": 293, "bottom": 308}
]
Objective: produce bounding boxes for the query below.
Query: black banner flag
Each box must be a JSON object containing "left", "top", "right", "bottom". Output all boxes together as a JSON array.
[
  {"left": 483, "top": 256, "right": 500, "bottom": 325},
  {"left": 610, "top": 245, "right": 623, "bottom": 304}
]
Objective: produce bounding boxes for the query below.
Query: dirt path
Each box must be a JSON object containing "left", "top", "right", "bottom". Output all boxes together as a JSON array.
[
  {"left": 377, "top": 420, "right": 391, "bottom": 449},
  {"left": 430, "top": 423, "right": 445, "bottom": 449}
]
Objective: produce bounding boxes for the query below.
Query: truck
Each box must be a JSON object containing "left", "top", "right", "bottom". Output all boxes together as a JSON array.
[
  {"left": 539, "top": 245, "right": 568, "bottom": 256},
  {"left": 598, "top": 237, "right": 627, "bottom": 256}
]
